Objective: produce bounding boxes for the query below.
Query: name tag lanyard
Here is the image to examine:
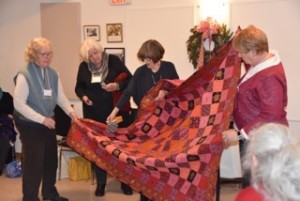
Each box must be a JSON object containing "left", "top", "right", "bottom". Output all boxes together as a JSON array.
[
  {"left": 89, "top": 63, "right": 105, "bottom": 84},
  {"left": 34, "top": 67, "right": 52, "bottom": 97}
]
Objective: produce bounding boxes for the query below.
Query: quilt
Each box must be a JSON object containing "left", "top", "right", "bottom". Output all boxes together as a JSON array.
[{"left": 66, "top": 39, "right": 241, "bottom": 201}]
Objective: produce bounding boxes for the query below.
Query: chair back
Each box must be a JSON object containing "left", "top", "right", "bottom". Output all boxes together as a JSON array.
[{"left": 54, "top": 105, "right": 72, "bottom": 137}]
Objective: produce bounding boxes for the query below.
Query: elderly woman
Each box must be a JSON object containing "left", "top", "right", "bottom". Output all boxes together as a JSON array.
[
  {"left": 75, "top": 38, "right": 133, "bottom": 197},
  {"left": 235, "top": 123, "right": 300, "bottom": 201},
  {"left": 14, "top": 37, "right": 77, "bottom": 201},
  {"left": 222, "top": 25, "right": 288, "bottom": 187}
]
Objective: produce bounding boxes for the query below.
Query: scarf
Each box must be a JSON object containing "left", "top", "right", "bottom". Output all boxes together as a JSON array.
[{"left": 88, "top": 52, "right": 109, "bottom": 83}]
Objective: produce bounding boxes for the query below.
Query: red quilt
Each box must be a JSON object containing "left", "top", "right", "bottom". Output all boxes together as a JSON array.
[{"left": 67, "top": 40, "right": 241, "bottom": 201}]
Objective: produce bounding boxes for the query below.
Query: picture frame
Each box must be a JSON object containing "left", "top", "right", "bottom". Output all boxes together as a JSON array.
[
  {"left": 83, "top": 25, "right": 100, "bottom": 41},
  {"left": 106, "top": 23, "right": 123, "bottom": 43},
  {"left": 104, "top": 48, "right": 125, "bottom": 63}
]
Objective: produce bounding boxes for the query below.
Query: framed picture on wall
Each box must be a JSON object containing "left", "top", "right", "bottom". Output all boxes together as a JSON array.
[
  {"left": 106, "top": 23, "right": 123, "bottom": 43},
  {"left": 104, "top": 47, "right": 125, "bottom": 63},
  {"left": 83, "top": 25, "right": 100, "bottom": 41}
]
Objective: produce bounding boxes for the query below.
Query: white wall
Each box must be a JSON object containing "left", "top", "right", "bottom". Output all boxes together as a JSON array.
[{"left": 0, "top": 0, "right": 196, "bottom": 98}]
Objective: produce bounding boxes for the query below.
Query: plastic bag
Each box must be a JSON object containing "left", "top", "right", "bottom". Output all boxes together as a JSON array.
[
  {"left": 5, "top": 160, "right": 22, "bottom": 178},
  {"left": 68, "top": 156, "right": 91, "bottom": 181}
]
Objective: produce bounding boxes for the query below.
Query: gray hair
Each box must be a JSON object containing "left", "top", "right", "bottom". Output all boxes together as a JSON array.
[
  {"left": 243, "top": 123, "right": 300, "bottom": 201},
  {"left": 79, "top": 38, "right": 103, "bottom": 63},
  {"left": 24, "top": 37, "right": 52, "bottom": 62}
]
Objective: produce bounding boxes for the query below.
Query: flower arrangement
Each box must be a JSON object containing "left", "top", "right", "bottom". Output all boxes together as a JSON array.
[{"left": 186, "top": 17, "right": 233, "bottom": 69}]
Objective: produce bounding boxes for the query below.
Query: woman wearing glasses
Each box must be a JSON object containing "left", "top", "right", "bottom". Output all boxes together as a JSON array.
[
  {"left": 107, "top": 39, "right": 179, "bottom": 201},
  {"left": 13, "top": 37, "right": 77, "bottom": 201}
]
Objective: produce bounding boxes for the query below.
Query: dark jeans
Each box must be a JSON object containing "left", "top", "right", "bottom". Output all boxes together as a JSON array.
[{"left": 16, "top": 123, "right": 59, "bottom": 201}]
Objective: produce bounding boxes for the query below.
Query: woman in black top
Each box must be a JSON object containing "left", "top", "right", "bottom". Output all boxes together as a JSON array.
[
  {"left": 107, "top": 39, "right": 179, "bottom": 201},
  {"left": 75, "top": 38, "right": 133, "bottom": 197}
]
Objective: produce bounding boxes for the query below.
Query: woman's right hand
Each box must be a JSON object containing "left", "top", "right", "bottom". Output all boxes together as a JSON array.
[
  {"left": 107, "top": 107, "right": 119, "bottom": 123},
  {"left": 82, "top": 95, "right": 93, "bottom": 106},
  {"left": 43, "top": 117, "right": 55, "bottom": 129},
  {"left": 222, "top": 129, "right": 239, "bottom": 148}
]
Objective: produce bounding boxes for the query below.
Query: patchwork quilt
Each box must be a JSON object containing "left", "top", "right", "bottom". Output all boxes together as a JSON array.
[{"left": 67, "top": 39, "right": 241, "bottom": 201}]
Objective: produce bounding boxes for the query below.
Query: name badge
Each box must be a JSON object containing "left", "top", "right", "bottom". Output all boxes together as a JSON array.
[
  {"left": 44, "top": 89, "right": 52, "bottom": 97},
  {"left": 91, "top": 73, "right": 101, "bottom": 83}
]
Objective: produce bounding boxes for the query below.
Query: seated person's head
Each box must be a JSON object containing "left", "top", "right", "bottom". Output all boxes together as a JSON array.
[{"left": 244, "top": 123, "right": 300, "bottom": 201}]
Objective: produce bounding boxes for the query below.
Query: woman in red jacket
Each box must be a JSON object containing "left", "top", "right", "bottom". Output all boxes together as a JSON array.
[{"left": 222, "top": 25, "right": 288, "bottom": 187}]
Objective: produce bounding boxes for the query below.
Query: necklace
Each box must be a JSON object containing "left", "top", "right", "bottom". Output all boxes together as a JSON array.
[{"left": 151, "top": 74, "right": 162, "bottom": 84}]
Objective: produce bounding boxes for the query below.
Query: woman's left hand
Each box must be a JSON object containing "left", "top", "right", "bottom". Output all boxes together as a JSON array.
[{"left": 154, "top": 90, "right": 168, "bottom": 101}]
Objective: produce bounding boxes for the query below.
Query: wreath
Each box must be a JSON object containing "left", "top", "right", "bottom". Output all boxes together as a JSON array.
[{"left": 186, "top": 17, "right": 233, "bottom": 69}]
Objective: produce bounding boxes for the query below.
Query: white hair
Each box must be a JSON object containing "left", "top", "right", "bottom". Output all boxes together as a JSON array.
[
  {"left": 243, "top": 123, "right": 300, "bottom": 201},
  {"left": 79, "top": 38, "right": 103, "bottom": 63}
]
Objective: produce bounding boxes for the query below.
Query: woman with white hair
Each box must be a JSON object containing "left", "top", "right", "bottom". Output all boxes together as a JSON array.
[
  {"left": 75, "top": 38, "right": 133, "bottom": 197},
  {"left": 235, "top": 123, "right": 300, "bottom": 201}
]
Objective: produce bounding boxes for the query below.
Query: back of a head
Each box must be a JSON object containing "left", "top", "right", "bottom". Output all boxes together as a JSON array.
[
  {"left": 247, "top": 123, "right": 292, "bottom": 156},
  {"left": 268, "top": 144, "right": 300, "bottom": 201},
  {"left": 244, "top": 123, "right": 300, "bottom": 201}
]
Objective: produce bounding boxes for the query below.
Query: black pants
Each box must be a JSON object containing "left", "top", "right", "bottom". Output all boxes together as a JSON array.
[
  {"left": 16, "top": 123, "right": 59, "bottom": 201},
  {"left": 94, "top": 110, "right": 133, "bottom": 190},
  {"left": 239, "top": 139, "right": 251, "bottom": 188},
  {"left": 94, "top": 164, "right": 131, "bottom": 190},
  {"left": 0, "top": 135, "right": 10, "bottom": 173}
]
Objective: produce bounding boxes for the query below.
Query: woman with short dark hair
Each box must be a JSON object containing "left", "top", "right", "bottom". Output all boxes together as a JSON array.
[{"left": 107, "top": 39, "right": 179, "bottom": 201}]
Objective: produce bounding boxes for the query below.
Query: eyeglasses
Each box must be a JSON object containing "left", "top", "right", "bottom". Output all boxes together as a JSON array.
[{"left": 39, "top": 52, "right": 53, "bottom": 58}]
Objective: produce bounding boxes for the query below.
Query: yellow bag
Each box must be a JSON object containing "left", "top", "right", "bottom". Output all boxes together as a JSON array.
[{"left": 68, "top": 156, "right": 91, "bottom": 181}]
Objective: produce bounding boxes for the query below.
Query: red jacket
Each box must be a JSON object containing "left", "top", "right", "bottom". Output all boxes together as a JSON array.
[
  {"left": 233, "top": 63, "right": 288, "bottom": 133},
  {"left": 235, "top": 186, "right": 264, "bottom": 201}
]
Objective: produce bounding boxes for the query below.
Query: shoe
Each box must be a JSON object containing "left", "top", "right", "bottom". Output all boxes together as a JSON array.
[
  {"left": 43, "top": 196, "right": 69, "bottom": 201},
  {"left": 140, "top": 193, "right": 151, "bottom": 201},
  {"left": 121, "top": 183, "right": 133, "bottom": 195},
  {"left": 95, "top": 184, "right": 105, "bottom": 197}
]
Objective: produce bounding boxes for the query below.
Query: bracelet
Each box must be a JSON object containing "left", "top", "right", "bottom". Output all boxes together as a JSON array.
[{"left": 237, "top": 130, "right": 249, "bottom": 140}]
